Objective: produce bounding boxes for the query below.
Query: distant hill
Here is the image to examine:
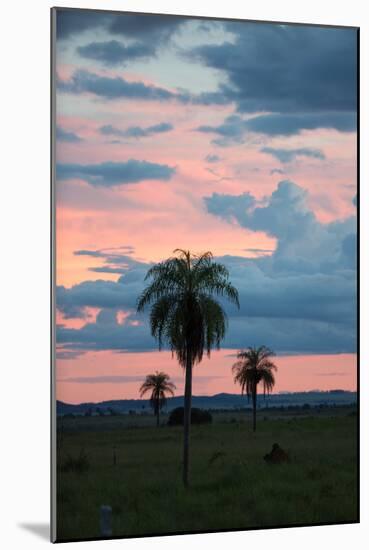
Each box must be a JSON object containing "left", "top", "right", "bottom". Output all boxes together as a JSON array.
[{"left": 57, "top": 390, "right": 357, "bottom": 416}]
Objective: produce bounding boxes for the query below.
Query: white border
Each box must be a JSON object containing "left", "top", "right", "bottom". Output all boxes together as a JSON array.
[{"left": 1, "top": 1, "right": 367, "bottom": 548}]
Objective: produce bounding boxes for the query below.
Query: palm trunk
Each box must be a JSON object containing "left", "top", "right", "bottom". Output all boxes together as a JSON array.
[
  {"left": 156, "top": 403, "right": 160, "bottom": 427},
  {"left": 252, "top": 388, "right": 257, "bottom": 432},
  {"left": 183, "top": 351, "right": 192, "bottom": 487}
]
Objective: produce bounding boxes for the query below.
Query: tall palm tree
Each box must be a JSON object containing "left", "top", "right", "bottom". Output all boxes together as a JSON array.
[
  {"left": 137, "top": 249, "right": 239, "bottom": 487},
  {"left": 139, "top": 371, "right": 176, "bottom": 427},
  {"left": 232, "top": 346, "right": 277, "bottom": 432}
]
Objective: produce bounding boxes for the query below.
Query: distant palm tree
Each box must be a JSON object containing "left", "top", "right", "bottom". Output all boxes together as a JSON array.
[
  {"left": 139, "top": 371, "right": 176, "bottom": 427},
  {"left": 232, "top": 346, "right": 277, "bottom": 432},
  {"left": 137, "top": 249, "right": 239, "bottom": 487}
]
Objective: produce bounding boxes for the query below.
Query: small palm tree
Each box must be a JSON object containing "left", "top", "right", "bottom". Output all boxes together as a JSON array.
[
  {"left": 137, "top": 249, "right": 239, "bottom": 486},
  {"left": 139, "top": 371, "right": 176, "bottom": 427},
  {"left": 232, "top": 346, "right": 277, "bottom": 432}
]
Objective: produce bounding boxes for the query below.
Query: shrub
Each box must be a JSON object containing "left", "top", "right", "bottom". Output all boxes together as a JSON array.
[
  {"left": 59, "top": 449, "right": 90, "bottom": 474},
  {"left": 167, "top": 407, "right": 212, "bottom": 426}
]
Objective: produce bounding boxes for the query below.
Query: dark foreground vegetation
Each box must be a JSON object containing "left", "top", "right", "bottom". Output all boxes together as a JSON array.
[
  {"left": 167, "top": 407, "right": 213, "bottom": 426},
  {"left": 57, "top": 406, "right": 358, "bottom": 540}
]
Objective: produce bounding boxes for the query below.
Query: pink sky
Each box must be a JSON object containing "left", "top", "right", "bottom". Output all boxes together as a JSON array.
[
  {"left": 55, "top": 14, "right": 357, "bottom": 403},
  {"left": 56, "top": 350, "right": 356, "bottom": 403}
]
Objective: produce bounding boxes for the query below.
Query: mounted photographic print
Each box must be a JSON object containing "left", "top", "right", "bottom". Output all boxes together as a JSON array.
[{"left": 51, "top": 7, "right": 359, "bottom": 542}]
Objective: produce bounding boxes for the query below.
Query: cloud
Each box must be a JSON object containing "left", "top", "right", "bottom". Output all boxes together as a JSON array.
[
  {"left": 59, "top": 375, "right": 150, "bottom": 384},
  {"left": 190, "top": 23, "right": 357, "bottom": 115},
  {"left": 57, "top": 258, "right": 150, "bottom": 319},
  {"left": 270, "top": 168, "right": 285, "bottom": 175},
  {"left": 74, "top": 247, "right": 146, "bottom": 276},
  {"left": 203, "top": 181, "right": 356, "bottom": 352},
  {"left": 205, "top": 154, "right": 221, "bottom": 163},
  {"left": 57, "top": 70, "right": 228, "bottom": 106},
  {"left": 189, "top": 24, "right": 357, "bottom": 139},
  {"left": 243, "top": 248, "right": 274, "bottom": 256},
  {"left": 75, "top": 245, "right": 135, "bottom": 256},
  {"left": 261, "top": 147, "right": 326, "bottom": 164},
  {"left": 108, "top": 12, "right": 185, "bottom": 43},
  {"left": 99, "top": 122, "right": 173, "bottom": 139},
  {"left": 205, "top": 180, "right": 357, "bottom": 274},
  {"left": 56, "top": 160, "right": 175, "bottom": 186},
  {"left": 56, "top": 349, "right": 85, "bottom": 360},
  {"left": 57, "top": 69, "right": 189, "bottom": 102},
  {"left": 57, "top": 309, "right": 154, "bottom": 352},
  {"left": 56, "top": 9, "right": 185, "bottom": 46},
  {"left": 196, "top": 113, "right": 356, "bottom": 145},
  {"left": 56, "top": 9, "right": 111, "bottom": 39},
  {"left": 77, "top": 40, "right": 153, "bottom": 66},
  {"left": 56, "top": 125, "right": 82, "bottom": 143},
  {"left": 56, "top": 183, "right": 356, "bottom": 355},
  {"left": 246, "top": 112, "right": 356, "bottom": 136},
  {"left": 196, "top": 115, "right": 246, "bottom": 146}
]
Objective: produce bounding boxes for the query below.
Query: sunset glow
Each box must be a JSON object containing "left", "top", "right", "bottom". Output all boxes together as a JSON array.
[{"left": 55, "top": 11, "right": 357, "bottom": 404}]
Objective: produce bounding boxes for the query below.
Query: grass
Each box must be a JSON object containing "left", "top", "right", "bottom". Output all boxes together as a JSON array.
[{"left": 56, "top": 408, "right": 358, "bottom": 540}]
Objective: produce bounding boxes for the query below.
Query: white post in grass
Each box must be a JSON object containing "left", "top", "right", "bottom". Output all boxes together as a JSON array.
[{"left": 100, "top": 505, "right": 112, "bottom": 537}]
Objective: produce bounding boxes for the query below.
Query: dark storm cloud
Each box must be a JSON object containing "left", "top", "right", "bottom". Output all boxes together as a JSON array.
[
  {"left": 261, "top": 147, "right": 326, "bottom": 164},
  {"left": 77, "top": 40, "right": 153, "bottom": 65},
  {"left": 190, "top": 23, "right": 357, "bottom": 115},
  {"left": 56, "top": 125, "right": 83, "bottom": 143},
  {"left": 108, "top": 12, "right": 184, "bottom": 41},
  {"left": 55, "top": 9, "right": 111, "bottom": 39},
  {"left": 57, "top": 9, "right": 187, "bottom": 67},
  {"left": 56, "top": 9, "right": 185, "bottom": 41},
  {"left": 221, "top": 315, "right": 355, "bottom": 355},
  {"left": 99, "top": 122, "right": 173, "bottom": 139},
  {"left": 56, "top": 160, "right": 175, "bottom": 186}
]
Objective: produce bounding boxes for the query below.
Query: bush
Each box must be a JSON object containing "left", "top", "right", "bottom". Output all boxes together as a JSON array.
[
  {"left": 167, "top": 407, "right": 212, "bottom": 426},
  {"left": 59, "top": 449, "right": 90, "bottom": 474}
]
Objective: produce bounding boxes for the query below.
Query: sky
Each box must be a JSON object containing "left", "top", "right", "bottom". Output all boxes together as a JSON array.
[{"left": 55, "top": 9, "right": 358, "bottom": 404}]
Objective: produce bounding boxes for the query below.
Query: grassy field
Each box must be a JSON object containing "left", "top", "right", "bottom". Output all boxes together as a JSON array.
[{"left": 56, "top": 407, "right": 358, "bottom": 541}]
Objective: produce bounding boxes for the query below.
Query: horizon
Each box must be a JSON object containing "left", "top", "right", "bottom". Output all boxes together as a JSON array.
[{"left": 58, "top": 387, "right": 357, "bottom": 407}]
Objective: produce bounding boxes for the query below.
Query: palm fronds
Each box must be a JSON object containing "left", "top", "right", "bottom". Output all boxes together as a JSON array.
[
  {"left": 139, "top": 371, "right": 176, "bottom": 417},
  {"left": 137, "top": 249, "right": 239, "bottom": 368}
]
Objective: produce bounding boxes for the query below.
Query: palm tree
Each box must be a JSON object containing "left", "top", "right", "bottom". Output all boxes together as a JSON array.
[
  {"left": 137, "top": 249, "right": 239, "bottom": 487},
  {"left": 232, "top": 346, "right": 277, "bottom": 432},
  {"left": 139, "top": 371, "right": 176, "bottom": 427}
]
